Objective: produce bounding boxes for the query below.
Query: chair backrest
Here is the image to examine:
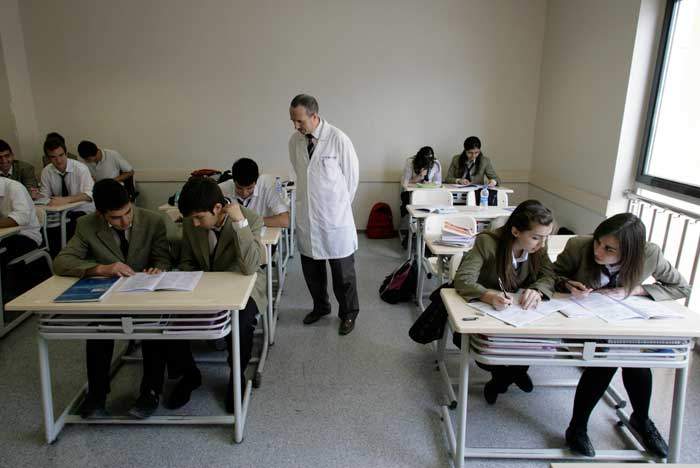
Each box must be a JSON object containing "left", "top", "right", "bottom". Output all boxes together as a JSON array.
[
  {"left": 410, "top": 189, "right": 453, "bottom": 206},
  {"left": 34, "top": 206, "right": 51, "bottom": 249},
  {"left": 496, "top": 190, "right": 509, "bottom": 207},
  {"left": 423, "top": 213, "right": 478, "bottom": 241},
  {"left": 488, "top": 215, "right": 510, "bottom": 232}
]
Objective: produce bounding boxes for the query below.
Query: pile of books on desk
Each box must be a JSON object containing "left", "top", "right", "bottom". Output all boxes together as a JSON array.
[{"left": 434, "top": 221, "right": 475, "bottom": 247}]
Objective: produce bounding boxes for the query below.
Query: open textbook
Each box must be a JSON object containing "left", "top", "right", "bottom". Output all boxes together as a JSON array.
[
  {"left": 570, "top": 293, "right": 683, "bottom": 322},
  {"left": 467, "top": 293, "right": 570, "bottom": 327},
  {"left": 118, "top": 271, "right": 204, "bottom": 293}
]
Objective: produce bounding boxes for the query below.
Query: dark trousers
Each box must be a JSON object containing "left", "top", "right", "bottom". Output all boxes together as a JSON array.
[
  {"left": 570, "top": 367, "right": 652, "bottom": 430},
  {"left": 300, "top": 253, "right": 359, "bottom": 320},
  {"left": 476, "top": 362, "right": 529, "bottom": 389},
  {"left": 146, "top": 299, "right": 259, "bottom": 391},
  {"left": 48, "top": 211, "right": 86, "bottom": 257},
  {"left": 0, "top": 235, "right": 41, "bottom": 302}
]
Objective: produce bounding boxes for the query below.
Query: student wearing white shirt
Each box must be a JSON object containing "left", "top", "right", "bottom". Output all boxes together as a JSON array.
[
  {"left": 401, "top": 146, "right": 441, "bottom": 186},
  {"left": 77, "top": 140, "right": 136, "bottom": 199},
  {"left": 0, "top": 177, "right": 43, "bottom": 298},
  {"left": 218, "top": 158, "right": 289, "bottom": 228},
  {"left": 40, "top": 137, "right": 95, "bottom": 254}
]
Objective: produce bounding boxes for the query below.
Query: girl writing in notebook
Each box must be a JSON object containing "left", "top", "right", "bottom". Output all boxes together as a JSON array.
[
  {"left": 454, "top": 200, "right": 556, "bottom": 404},
  {"left": 553, "top": 212, "right": 690, "bottom": 458},
  {"left": 445, "top": 136, "right": 500, "bottom": 187},
  {"left": 401, "top": 146, "right": 441, "bottom": 186}
]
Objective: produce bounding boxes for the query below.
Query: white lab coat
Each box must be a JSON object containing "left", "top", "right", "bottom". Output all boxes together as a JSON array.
[{"left": 289, "top": 119, "right": 359, "bottom": 259}]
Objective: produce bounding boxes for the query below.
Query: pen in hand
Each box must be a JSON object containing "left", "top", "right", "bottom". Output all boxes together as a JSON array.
[{"left": 497, "top": 277, "right": 509, "bottom": 299}]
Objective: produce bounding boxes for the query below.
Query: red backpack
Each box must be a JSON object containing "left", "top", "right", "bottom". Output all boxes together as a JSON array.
[{"left": 366, "top": 202, "right": 397, "bottom": 239}]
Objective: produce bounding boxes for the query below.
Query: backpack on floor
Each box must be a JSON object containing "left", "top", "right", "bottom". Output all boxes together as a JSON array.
[
  {"left": 409, "top": 283, "right": 451, "bottom": 344},
  {"left": 379, "top": 259, "right": 416, "bottom": 304},
  {"left": 366, "top": 202, "right": 397, "bottom": 239}
]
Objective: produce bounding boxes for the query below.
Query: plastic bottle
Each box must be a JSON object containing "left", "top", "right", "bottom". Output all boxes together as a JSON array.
[{"left": 479, "top": 186, "right": 489, "bottom": 208}]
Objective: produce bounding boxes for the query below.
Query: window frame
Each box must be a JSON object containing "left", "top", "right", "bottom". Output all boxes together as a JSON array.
[{"left": 636, "top": 0, "right": 700, "bottom": 200}]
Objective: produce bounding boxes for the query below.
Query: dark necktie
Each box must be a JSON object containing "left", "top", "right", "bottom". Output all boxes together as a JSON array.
[
  {"left": 237, "top": 197, "right": 250, "bottom": 208},
  {"left": 602, "top": 266, "right": 619, "bottom": 289},
  {"left": 210, "top": 229, "right": 223, "bottom": 266},
  {"left": 59, "top": 173, "right": 69, "bottom": 197},
  {"left": 306, "top": 134, "right": 315, "bottom": 159},
  {"left": 464, "top": 162, "right": 474, "bottom": 180},
  {"left": 115, "top": 229, "right": 129, "bottom": 259}
]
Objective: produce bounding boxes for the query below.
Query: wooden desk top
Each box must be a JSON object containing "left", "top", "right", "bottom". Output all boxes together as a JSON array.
[
  {"left": 0, "top": 226, "right": 21, "bottom": 239},
  {"left": 441, "top": 288, "right": 700, "bottom": 338},
  {"left": 261, "top": 227, "right": 281, "bottom": 245},
  {"left": 407, "top": 205, "right": 514, "bottom": 220},
  {"left": 402, "top": 183, "right": 514, "bottom": 193},
  {"left": 5, "top": 272, "right": 256, "bottom": 313},
  {"left": 36, "top": 201, "right": 88, "bottom": 212}
]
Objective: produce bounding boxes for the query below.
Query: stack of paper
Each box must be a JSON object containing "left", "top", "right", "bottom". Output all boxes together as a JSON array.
[
  {"left": 118, "top": 271, "right": 204, "bottom": 293},
  {"left": 467, "top": 294, "right": 569, "bottom": 327},
  {"left": 571, "top": 293, "right": 683, "bottom": 322},
  {"left": 439, "top": 221, "right": 475, "bottom": 247}
]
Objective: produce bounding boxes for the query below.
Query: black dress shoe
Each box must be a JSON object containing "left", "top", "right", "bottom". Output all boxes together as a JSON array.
[
  {"left": 128, "top": 390, "right": 159, "bottom": 419},
  {"left": 512, "top": 370, "right": 534, "bottom": 393},
  {"left": 630, "top": 413, "right": 668, "bottom": 458},
  {"left": 339, "top": 318, "right": 355, "bottom": 335},
  {"left": 303, "top": 310, "right": 330, "bottom": 325},
  {"left": 566, "top": 426, "right": 595, "bottom": 457},
  {"left": 166, "top": 370, "right": 202, "bottom": 409},
  {"left": 483, "top": 379, "right": 499, "bottom": 404},
  {"left": 78, "top": 393, "right": 108, "bottom": 419}
]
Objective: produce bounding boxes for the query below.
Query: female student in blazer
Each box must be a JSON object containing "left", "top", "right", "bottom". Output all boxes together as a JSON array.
[
  {"left": 553, "top": 213, "right": 690, "bottom": 458},
  {"left": 445, "top": 136, "right": 500, "bottom": 205},
  {"left": 453, "top": 199, "right": 556, "bottom": 404},
  {"left": 401, "top": 146, "right": 441, "bottom": 186}
]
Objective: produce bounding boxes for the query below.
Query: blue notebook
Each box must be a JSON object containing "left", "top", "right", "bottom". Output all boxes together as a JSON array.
[{"left": 54, "top": 277, "right": 120, "bottom": 303}]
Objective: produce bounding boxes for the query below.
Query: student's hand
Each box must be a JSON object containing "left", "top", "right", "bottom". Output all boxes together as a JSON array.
[
  {"left": 48, "top": 196, "right": 71, "bottom": 206},
  {"left": 483, "top": 290, "right": 512, "bottom": 311},
  {"left": 595, "top": 287, "right": 627, "bottom": 300},
  {"left": 519, "top": 289, "right": 543, "bottom": 310},
  {"left": 223, "top": 202, "right": 245, "bottom": 222},
  {"left": 488, "top": 179, "right": 497, "bottom": 187},
  {"left": 565, "top": 280, "right": 592, "bottom": 298},
  {"left": 143, "top": 268, "right": 162, "bottom": 275},
  {"left": 419, "top": 168, "right": 428, "bottom": 178},
  {"left": 457, "top": 178, "right": 470, "bottom": 185},
  {"left": 98, "top": 262, "right": 135, "bottom": 277},
  {"left": 29, "top": 187, "right": 41, "bottom": 200}
]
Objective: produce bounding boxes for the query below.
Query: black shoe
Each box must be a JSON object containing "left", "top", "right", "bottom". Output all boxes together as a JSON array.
[
  {"left": 512, "top": 370, "right": 534, "bottom": 393},
  {"left": 566, "top": 426, "right": 595, "bottom": 457},
  {"left": 630, "top": 414, "right": 668, "bottom": 458},
  {"left": 78, "top": 393, "right": 108, "bottom": 419},
  {"left": 166, "top": 370, "right": 202, "bottom": 410},
  {"left": 484, "top": 379, "right": 499, "bottom": 405},
  {"left": 339, "top": 318, "right": 355, "bottom": 335},
  {"left": 303, "top": 310, "right": 330, "bottom": 325},
  {"left": 128, "top": 390, "right": 159, "bottom": 419}
]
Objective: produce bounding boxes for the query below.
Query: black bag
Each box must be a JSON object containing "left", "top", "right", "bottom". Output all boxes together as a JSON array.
[
  {"left": 379, "top": 259, "right": 417, "bottom": 304},
  {"left": 408, "top": 283, "right": 452, "bottom": 344}
]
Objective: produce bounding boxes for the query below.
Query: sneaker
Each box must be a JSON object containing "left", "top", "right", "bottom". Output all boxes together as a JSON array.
[
  {"left": 128, "top": 390, "right": 159, "bottom": 419},
  {"left": 166, "top": 370, "right": 202, "bottom": 410},
  {"left": 566, "top": 426, "right": 595, "bottom": 457},
  {"left": 629, "top": 414, "right": 668, "bottom": 458},
  {"left": 78, "top": 393, "right": 108, "bottom": 419}
]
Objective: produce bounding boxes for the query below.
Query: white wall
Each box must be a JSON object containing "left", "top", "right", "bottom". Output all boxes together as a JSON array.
[
  {"left": 530, "top": 0, "right": 643, "bottom": 232},
  {"left": 0, "top": 36, "right": 19, "bottom": 155},
  {"left": 14, "top": 0, "right": 546, "bottom": 222}
]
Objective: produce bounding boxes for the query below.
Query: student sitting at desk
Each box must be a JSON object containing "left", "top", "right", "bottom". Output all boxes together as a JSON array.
[
  {"left": 77, "top": 140, "right": 136, "bottom": 199},
  {"left": 167, "top": 177, "right": 265, "bottom": 413},
  {"left": 453, "top": 200, "right": 556, "bottom": 404},
  {"left": 401, "top": 146, "right": 441, "bottom": 186},
  {"left": 40, "top": 136, "right": 95, "bottom": 254},
  {"left": 445, "top": 136, "right": 500, "bottom": 205},
  {"left": 0, "top": 139, "right": 40, "bottom": 199},
  {"left": 53, "top": 179, "right": 172, "bottom": 419},
  {"left": 553, "top": 213, "right": 690, "bottom": 458},
  {"left": 218, "top": 157, "right": 290, "bottom": 228},
  {"left": 0, "top": 177, "right": 43, "bottom": 299}
]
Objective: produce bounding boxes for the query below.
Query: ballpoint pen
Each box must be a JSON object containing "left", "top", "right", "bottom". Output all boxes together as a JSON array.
[{"left": 497, "top": 277, "right": 510, "bottom": 299}]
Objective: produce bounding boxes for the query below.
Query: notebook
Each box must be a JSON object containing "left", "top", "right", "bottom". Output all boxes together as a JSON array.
[
  {"left": 54, "top": 277, "right": 121, "bottom": 302},
  {"left": 118, "top": 271, "right": 203, "bottom": 292}
]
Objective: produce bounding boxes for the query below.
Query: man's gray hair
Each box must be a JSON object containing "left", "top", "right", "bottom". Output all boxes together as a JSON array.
[{"left": 290, "top": 94, "right": 319, "bottom": 115}]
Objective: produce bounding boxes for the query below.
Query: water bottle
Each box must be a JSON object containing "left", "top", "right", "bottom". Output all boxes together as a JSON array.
[
  {"left": 479, "top": 186, "right": 489, "bottom": 208},
  {"left": 275, "top": 176, "right": 282, "bottom": 195}
]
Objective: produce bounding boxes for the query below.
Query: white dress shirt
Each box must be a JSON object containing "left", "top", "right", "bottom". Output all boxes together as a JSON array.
[
  {"left": 0, "top": 178, "right": 42, "bottom": 245},
  {"left": 83, "top": 148, "right": 133, "bottom": 181},
  {"left": 39, "top": 159, "right": 95, "bottom": 213},
  {"left": 402, "top": 157, "right": 442, "bottom": 186},
  {"left": 219, "top": 174, "right": 289, "bottom": 218}
]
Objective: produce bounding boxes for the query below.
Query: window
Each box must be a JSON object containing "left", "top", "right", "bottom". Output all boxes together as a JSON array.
[{"left": 637, "top": 0, "right": 700, "bottom": 199}]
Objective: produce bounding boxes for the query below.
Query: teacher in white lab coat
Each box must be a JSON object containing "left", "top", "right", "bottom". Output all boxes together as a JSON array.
[{"left": 288, "top": 94, "right": 360, "bottom": 336}]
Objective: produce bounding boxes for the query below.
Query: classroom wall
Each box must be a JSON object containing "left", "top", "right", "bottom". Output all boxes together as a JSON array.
[
  {"left": 0, "top": 36, "right": 20, "bottom": 155},
  {"left": 529, "top": 0, "right": 643, "bottom": 233},
  {"left": 13, "top": 0, "right": 546, "bottom": 225}
]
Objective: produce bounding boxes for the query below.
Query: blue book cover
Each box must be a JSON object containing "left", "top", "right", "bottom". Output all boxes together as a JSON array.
[{"left": 54, "top": 277, "right": 120, "bottom": 303}]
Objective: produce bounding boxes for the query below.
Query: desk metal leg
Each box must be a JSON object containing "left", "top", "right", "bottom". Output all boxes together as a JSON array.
[
  {"left": 266, "top": 244, "right": 274, "bottom": 346},
  {"left": 38, "top": 334, "right": 59, "bottom": 443},
  {"left": 231, "top": 310, "right": 244, "bottom": 443},
  {"left": 60, "top": 211, "right": 68, "bottom": 248},
  {"left": 454, "top": 334, "right": 470, "bottom": 468},
  {"left": 415, "top": 220, "right": 425, "bottom": 311},
  {"left": 289, "top": 191, "right": 296, "bottom": 257},
  {"left": 668, "top": 364, "right": 689, "bottom": 462},
  {"left": 406, "top": 215, "right": 414, "bottom": 260}
]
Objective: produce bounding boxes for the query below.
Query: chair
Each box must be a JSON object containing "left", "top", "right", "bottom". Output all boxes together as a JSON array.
[
  {"left": 496, "top": 190, "right": 509, "bottom": 207},
  {"left": 8, "top": 208, "right": 53, "bottom": 273},
  {"left": 410, "top": 189, "right": 454, "bottom": 206}
]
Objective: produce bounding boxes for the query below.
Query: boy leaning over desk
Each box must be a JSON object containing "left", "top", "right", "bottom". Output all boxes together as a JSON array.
[{"left": 53, "top": 179, "right": 173, "bottom": 419}]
